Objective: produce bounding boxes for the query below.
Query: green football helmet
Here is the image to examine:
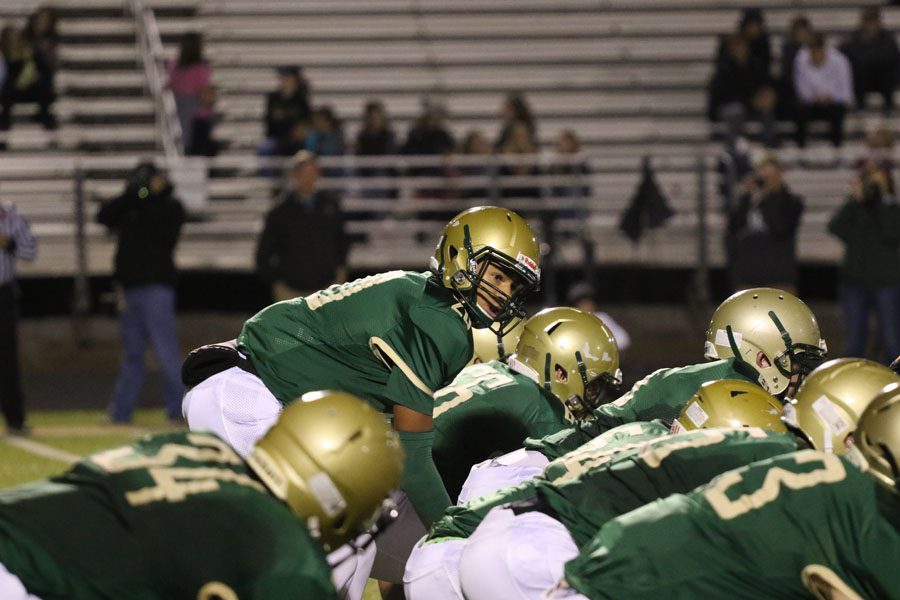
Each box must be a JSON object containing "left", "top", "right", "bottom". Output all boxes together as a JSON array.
[
  {"left": 431, "top": 206, "right": 541, "bottom": 333},
  {"left": 849, "top": 382, "right": 900, "bottom": 495},
  {"left": 246, "top": 390, "right": 404, "bottom": 552},
  {"left": 671, "top": 379, "right": 785, "bottom": 433},
  {"left": 509, "top": 307, "right": 622, "bottom": 419},
  {"left": 782, "top": 358, "right": 900, "bottom": 455},
  {"left": 469, "top": 318, "right": 525, "bottom": 365},
  {"left": 704, "top": 288, "right": 827, "bottom": 397}
]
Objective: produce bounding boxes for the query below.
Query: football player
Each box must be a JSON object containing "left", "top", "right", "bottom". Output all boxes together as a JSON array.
[
  {"left": 0, "top": 391, "right": 403, "bottom": 600},
  {"left": 524, "top": 287, "right": 827, "bottom": 460},
  {"left": 181, "top": 206, "right": 540, "bottom": 587},
  {"left": 432, "top": 307, "right": 621, "bottom": 503},
  {"left": 438, "top": 359, "right": 899, "bottom": 600},
  {"left": 457, "top": 359, "right": 897, "bottom": 600},
  {"left": 467, "top": 318, "right": 524, "bottom": 365},
  {"left": 553, "top": 382, "right": 900, "bottom": 600},
  {"left": 450, "top": 287, "right": 827, "bottom": 507}
]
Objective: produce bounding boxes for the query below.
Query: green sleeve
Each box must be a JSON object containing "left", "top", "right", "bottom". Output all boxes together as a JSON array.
[
  {"left": 376, "top": 307, "right": 472, "bottom": 415},
  {"left": 427, "top": 479, "right": 540, "bottom": 541},
  {"left": 398, "top": 430, "right": 452, "bottom": 526}
]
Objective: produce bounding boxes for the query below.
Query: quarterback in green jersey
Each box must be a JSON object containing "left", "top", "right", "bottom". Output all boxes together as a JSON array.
[
  {"left": 432, "top": 307, "right": 621, "bottom": 503},
  {"left": 524, "top": 287, "right": 828, "bottom": 459},
  {"left": 0, "top": 391, "right": 403, "bottom": 600},
  {"left": 182, "top": 206, "right": 540, "bottom": 540},
  {"left": 554, "top": 383, "right": 900, "bottom": 600}
]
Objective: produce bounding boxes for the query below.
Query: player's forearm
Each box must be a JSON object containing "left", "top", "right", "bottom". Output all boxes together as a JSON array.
[{"left": 397, "top": 429, "right": 452, "bottom": 525}]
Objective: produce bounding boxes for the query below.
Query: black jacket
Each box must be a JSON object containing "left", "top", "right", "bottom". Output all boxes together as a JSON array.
[
  {"left": 828, "top": 194, "right": 900, "bottom": 286},
  {"left": 96, "top": 184, "right": 185, "bottom": 288},
  {"left": 264, "top": 89, "right": 311, "bottom": 142},
  {"left": 255, "top": 190, "right": 349, "bottom": 292},
  {"left": 727, "top": 185, "right": 804, "bottom": 287}
]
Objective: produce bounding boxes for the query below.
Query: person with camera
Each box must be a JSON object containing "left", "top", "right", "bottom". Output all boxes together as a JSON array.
[
  {"left": 726, "top": 152, "right": 804, "bottom": 293},
  {"left": 97, "top": 162, "right": 186, "bottom": 423},
  {"left": 828, "top": 159, "right": 900, "bottom": 364}
]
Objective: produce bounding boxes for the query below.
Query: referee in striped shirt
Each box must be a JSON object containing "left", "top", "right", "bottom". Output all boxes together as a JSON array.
[{"left": 0, "top": 202, "right": 37, "bottom": 434}]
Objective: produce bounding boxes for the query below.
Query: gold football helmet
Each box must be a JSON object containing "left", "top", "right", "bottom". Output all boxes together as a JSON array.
[
  {"left": 509, "top": 307, "right": 622, "bottom": 419},
  {"left": 671, "top": 379, "right": 785, "bottom": 433},
  {"left": 704, "top": 288, "right": 827, "bottom": 396},
  {"left": 469, "top": 318, "right": 525, "bottom": 365},
  {"left": 431, "top": 206, "right": 540, "bottom": 333},
  {"left": 850, "top": 382, "right": 900, "bottom": 495},
  {"left": 782, "top": 359, "right": 900, "bottom": 455},
  {"left": 246, "top": 390, "right": 404, "bottom": 551}
]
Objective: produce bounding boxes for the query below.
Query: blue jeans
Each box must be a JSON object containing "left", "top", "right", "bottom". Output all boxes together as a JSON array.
[
  {"left": 109, "top": 285, "right": 183, "bottom": 422},
  {"left": 839, "top": 283, "right": 900, "bottom": 365}
]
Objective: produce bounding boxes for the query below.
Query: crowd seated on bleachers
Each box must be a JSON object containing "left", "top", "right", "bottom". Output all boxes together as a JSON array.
[{"left": 0, "top": 6, "right": 59, "bottom": 138}]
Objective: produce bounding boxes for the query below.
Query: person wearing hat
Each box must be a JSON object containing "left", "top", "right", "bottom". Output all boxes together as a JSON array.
[
  {"left": 96, "top": 162, "right": 186, "bottom": 423},
  {"left": 726, "top": 152, "right": 804, "bottom": 293},
  {"left": 258, "top": 65, "right": 312, "bottom": 161}
]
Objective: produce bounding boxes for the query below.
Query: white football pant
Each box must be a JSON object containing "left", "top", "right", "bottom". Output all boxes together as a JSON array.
[
  {"left": 403, "top": 536, "right": 466, "bottom": 600},
  {"left": 458, "top": 507, "right": 579, "bottom": 600},
  {"left": 457, "top": 448, "right": 549, "bottom": 504}
]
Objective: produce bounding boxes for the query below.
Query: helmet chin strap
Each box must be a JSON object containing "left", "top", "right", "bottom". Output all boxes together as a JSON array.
[
  {"left": 543, "top": 353, "right": 554, "bottom": 395},
  {"left": 726, "top": 325, "right": 761, "bottom": 381}
]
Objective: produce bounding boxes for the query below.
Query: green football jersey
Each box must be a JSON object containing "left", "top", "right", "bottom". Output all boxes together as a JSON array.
[
  {"left": 565, "top": 450, "right": 900, "bottom": 600},
  {"left": 536, "top": 427, "right": 799, "bottom": 547},
  {"left": 426, "top": 421, "right": 669, "bottom": 542},
  {"left": 238, "top": 271, "right": 472, "bottom": 414},
  {"left": 525, "top": 358, "right": 755, "bottom": 459},
  {"left": 432, "top": 360, "right": 574, "bottom": 501},
  {"left": 0, "top": 431, "right": 336, "bottom": 600}
]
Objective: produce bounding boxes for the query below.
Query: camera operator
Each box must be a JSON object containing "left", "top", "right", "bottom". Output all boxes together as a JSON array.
[
  {"left": 726, "top": 152, "right": 804, "bottom": 293},
  {"left": 97, "top": 162, "right": 186, "bottom": 423},
  {"left": 829, "top": 159, "right": 900, "bottom": 364}
]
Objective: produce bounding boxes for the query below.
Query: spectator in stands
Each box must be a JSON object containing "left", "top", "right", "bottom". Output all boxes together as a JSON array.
[
  {"left": 403, "top": 99, "right": 455, "bottom": 156},
  {"left": 256, "top": 151, "right": 348, "bottom": 302},
  {"left": 793, "top": 33, "right": 854, "bottom": 151},
  {"left": 259, "top": 65, "right": 312, "bottom": 160},
  {"left": 708, "top": 33, "right": 778, "bottom": 148},
  {"left": 726, "top": 152, "right": 804, "bottom": 293},
  {"left": 23, "top": 7, "right": 58, "bottom": 96},
  {"left": 306, "top": 106, "right": 345, "bottom": 157},
  {"left": 0, "top": 200, "right": 36, "bottom": 434},
  {"left": 166, "top": 32, "right": 212, "bottom": 154},
  {"left": 495, "top": 92, "right": 537, "bottom": 150},
  {"left": 96, "top": 162, "right": 186, "bottom": 424},
  {"left": 355, "top": 100, "right": 397, "bottom": 199},
  {"left": 499, "top": 120, "right": 541, "bottom": 199},
  {"left": 549, "top": 129, "right": 591, "bottom": 200},
  {"left": 403, "top": 100, "right": 456, "bottom": 197},
  {"left": 460, "top": 129, "right": 494, "bottom": 199},
  {"left": 840, "top": 5, "right": 900, "bottom": 116},
  {"left": 0, "top": 23, "right": 57, "bottom": 133},
  {"left": 566, "top": 282, "right": 631, "bottom": 352},
  {"left": 186, "top": 84, "right": 217, "bottom": 156},
  {"left": 716, "top": 7, "right": 772, "bottom": 77},
  {"left": 828, "top": 159, "right": 900, "bottom": 364},
  {"left": 777, "top": 14, "right": 814, "bottom": 119}
]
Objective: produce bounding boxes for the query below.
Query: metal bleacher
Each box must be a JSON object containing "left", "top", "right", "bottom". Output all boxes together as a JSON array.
[{"left": 0, "top": 0, "right": 882, "bottom": 278}]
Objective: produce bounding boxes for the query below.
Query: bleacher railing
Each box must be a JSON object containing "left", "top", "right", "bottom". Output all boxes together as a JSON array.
[{"left": 131, "top": 0, "right": 183, "bottom": 158}]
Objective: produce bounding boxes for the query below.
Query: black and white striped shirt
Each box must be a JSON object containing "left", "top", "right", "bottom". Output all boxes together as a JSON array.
[{"left": 0, "top": 202, "right": 38, "bottom": 286}]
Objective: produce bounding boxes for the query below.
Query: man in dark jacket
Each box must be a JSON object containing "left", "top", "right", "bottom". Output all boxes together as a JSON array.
[
  {"left": 708, "top": 33, "right": 778, "bottom": 148},
  {"left": 726, "top": 153, "right": 803, "bottom": 292},
  {"left": 256, "top": 151, "right": 349, "bottom": 301},
  {"left": 840, "top": 5, "right": 900, "bottom": 115},
  {"left": 97, "top": 162, "right": 186, "bottom": 423},
  {"left": 828, "top": 159, "right": 900, "bottom": 364}
]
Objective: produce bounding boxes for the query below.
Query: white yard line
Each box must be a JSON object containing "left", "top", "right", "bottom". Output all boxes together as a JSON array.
[{"left": 2, "top": 436, "right": 80, "bottom": 464}]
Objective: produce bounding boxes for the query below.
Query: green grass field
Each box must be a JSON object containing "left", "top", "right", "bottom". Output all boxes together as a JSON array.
[{"left": 0, "top": 409, "right": 383, "bottom": 600}]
